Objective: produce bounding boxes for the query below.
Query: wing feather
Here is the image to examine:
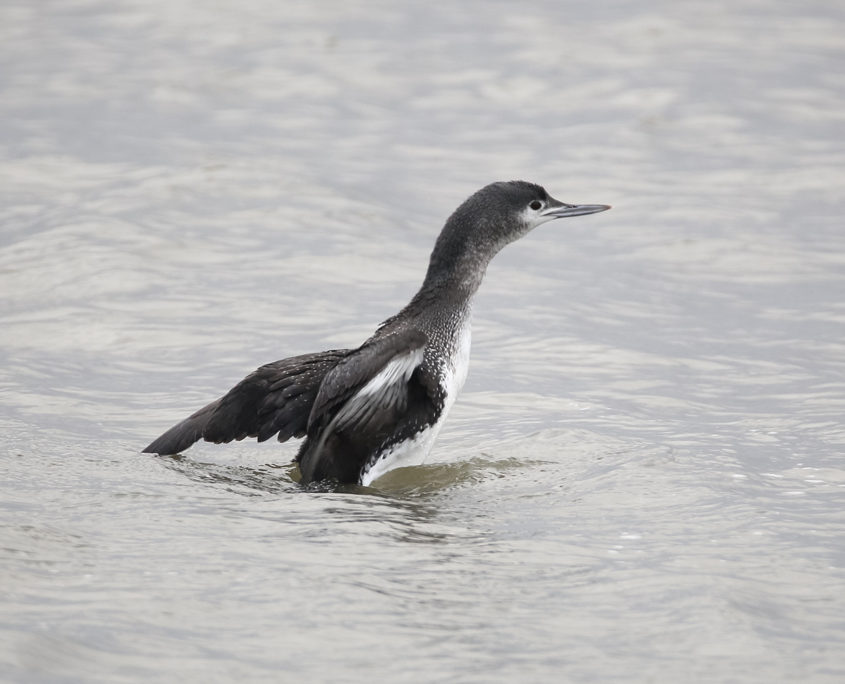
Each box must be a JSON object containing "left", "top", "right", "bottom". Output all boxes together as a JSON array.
[
  {"left": 298, "top": 329, "right": 428, "bottom": 484},
  {"left": 143, "top": 349, "right": 347, "bottom": 455}
]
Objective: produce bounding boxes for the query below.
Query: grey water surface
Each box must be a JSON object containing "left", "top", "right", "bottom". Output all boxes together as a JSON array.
[{"left": 2, "top": 1, "right": 844, "bottom": 682}]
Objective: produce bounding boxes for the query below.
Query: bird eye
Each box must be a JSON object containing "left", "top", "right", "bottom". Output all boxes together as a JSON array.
[{"left": 529, "top": 200, "right": 544, "bottom": 211}]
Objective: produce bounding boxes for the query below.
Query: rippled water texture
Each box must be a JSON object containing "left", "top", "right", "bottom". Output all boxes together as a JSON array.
[{"left": 2, "top": 1, "right": 844, "bottom": 682}]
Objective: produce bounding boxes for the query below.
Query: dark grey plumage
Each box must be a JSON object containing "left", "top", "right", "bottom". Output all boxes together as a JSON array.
[
  {"left": 143, "top": 181, "right": 610, "bottom": 485},
  {"left": 143, "top": 350, "right": 348, "bottom": 455}
]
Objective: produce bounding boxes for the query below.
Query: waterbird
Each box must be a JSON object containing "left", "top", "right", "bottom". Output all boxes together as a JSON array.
[{"left": 143, "top": 181, "right": 610, "bottom": 485}]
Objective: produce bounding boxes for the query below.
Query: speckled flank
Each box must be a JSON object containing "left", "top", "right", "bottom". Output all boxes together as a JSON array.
[{"left": 361, "top": 314, "right": 471, "bottom": 485}]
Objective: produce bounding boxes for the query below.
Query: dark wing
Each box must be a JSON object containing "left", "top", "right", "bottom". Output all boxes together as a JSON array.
[
  {"left": 308, "top": 330, "right": 428, "bottom": 430},
  {"left": 298, "top": 329, "right": 430, "bottom": 484},
  {"left": 142, "top": 349, "right": 348, "bottom": 455}
]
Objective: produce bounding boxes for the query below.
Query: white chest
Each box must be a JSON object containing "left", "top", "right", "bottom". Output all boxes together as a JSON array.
[{"left": 442, "top": 317, "right": 471, "bottom": 413}]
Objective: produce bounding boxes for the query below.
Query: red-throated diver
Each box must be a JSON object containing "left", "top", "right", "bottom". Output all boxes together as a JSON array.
[{"left": 143, "top": 181, "right": 610, "bottom": 485}]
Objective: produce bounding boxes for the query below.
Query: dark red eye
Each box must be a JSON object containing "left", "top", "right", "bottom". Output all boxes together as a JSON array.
[{"left": 529, "top": 200, "right": 543, "bottom": 211}]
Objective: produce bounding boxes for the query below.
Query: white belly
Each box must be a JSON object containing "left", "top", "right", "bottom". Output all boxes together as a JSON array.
[
  {"left": 360, "top": 422, "right": 445, "bottom": 486},
  {"left": 360, "top": 319, "right": 472, "bottom": 486}
]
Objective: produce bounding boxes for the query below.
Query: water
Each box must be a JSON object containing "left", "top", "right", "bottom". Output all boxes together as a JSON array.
[{"left": 2, "top": 0, "right": 844, "bottom": 681}]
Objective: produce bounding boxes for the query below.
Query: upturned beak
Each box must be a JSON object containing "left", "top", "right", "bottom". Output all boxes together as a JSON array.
[{"left": 541, "top": 199, "right": 611, "bottom": 219}]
